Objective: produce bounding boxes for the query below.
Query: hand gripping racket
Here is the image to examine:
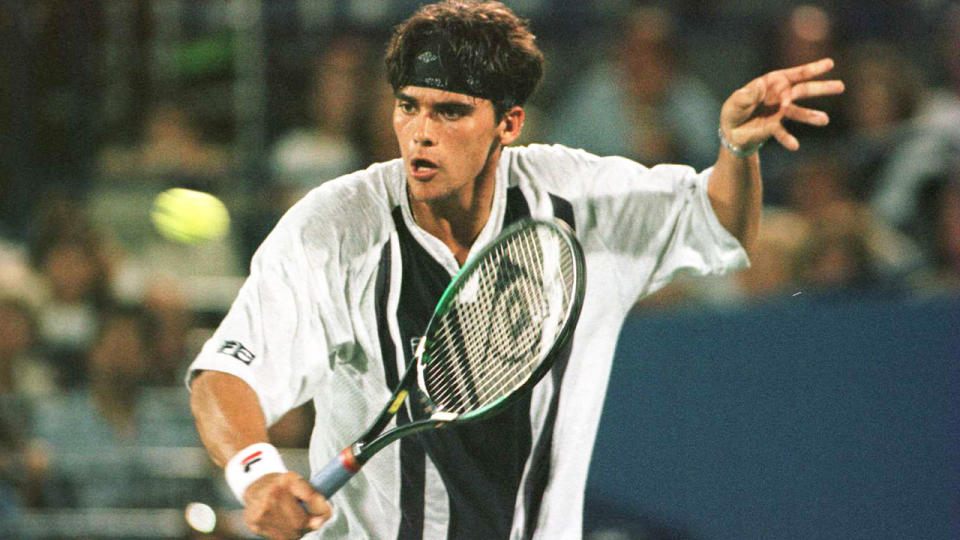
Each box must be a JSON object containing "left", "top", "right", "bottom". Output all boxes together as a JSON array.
[{"left": 309, "top": 218, "right": 586, "bottom": 498}]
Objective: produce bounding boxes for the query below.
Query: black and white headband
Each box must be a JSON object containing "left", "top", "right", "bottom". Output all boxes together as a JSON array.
[{"left": 399, "top": 34, "right": 516, "bottom": 107}]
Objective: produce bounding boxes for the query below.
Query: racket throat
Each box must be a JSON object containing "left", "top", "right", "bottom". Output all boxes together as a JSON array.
[
  {"left": 414, "top": 335, "right": 427, "bottom": 359},
  {"left": 429, "top": 410, "right": 459, "bottom": 424}
]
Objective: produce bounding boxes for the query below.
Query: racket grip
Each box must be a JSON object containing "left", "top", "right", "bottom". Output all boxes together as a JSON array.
[{"left": 309, "top": 447, "right": 360, "bottom": 498}]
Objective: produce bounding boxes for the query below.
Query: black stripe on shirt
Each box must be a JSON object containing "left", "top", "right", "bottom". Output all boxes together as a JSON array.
[{"left": 376, "top": 189, "right": 576, "bottom": 539}]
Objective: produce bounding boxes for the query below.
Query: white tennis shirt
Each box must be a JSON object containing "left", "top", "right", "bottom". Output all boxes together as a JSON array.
[{"left": 186, "top": 144, "right": 748, "bottom": 539}]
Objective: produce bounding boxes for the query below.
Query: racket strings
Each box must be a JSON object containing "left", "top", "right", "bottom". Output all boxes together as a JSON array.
[
  {"left": 423, "top": 225, "right": 577, "bottom": 414},
  {"left": 424, "top": 255, "right": 513, "bottom": 411},
  {"left": 464, "top": 236, "right": 551, "bottom": 391},
  {"left": 435, "top": 247, "right": 539, "bottom": 408},
  {"left": 427, "top": 241, "right": 540, "bottom": 411},
  {"left": 472, "top": 235, "right": 575, "bottom": 394}
]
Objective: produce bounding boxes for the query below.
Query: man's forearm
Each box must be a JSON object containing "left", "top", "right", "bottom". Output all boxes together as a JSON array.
[
  {"left": 190, "top": 370, "right": 271, "bottom": 467},
  {"left": 706, "top": 57, "right": 843, "bottom": 255},
  {"left": 707, "top": 147, "right": 763, "bottom": 255}
]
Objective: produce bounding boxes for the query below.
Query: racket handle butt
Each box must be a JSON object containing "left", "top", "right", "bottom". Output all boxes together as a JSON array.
[{"left": 310, "top": 447, "right": 360, "bottom": 498}]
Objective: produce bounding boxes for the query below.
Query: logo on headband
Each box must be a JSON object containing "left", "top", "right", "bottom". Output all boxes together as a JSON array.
[
  {"left": 417, "top": 51, "right": 439, "bottom": 64},
  {"left": 402, "top": 36, "right": 499, "bottom": 101}
]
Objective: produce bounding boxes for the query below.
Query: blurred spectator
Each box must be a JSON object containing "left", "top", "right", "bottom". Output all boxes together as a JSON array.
[
  {"left": 795, "top": 207, "right": 872, "bottom": 293},
  {"left": 770, "top": 5, "right": 836, "bottom": 72},
  {"left": 549, "top": 5, "right": 720, "bottom": 169},
  {"left": 0, "top": 298, "right": 55, "bottom": 398},
  {"left": 938, "top": 3, "right": 960, "bottom": 94},
  {"left": 28, "top": 188, "right": 115, "bottom": 275},
  {"left": 82, "top": 306, "right": 150, "bottom": 440},
  {"left": 358, "top": 75, "right": 402, "bottom": 165},
  {"left": 26, "top": 296, "right": 207, "bottom": 509},
  {"left": 98, "top": 100, "right": 232, "bottom": 191},
  {"left": 141, "top": 275, "right": 194, "bottom": 387},
  {"left": 736, "top": 208, "right": 810, "bottom": 300},
  {"left": 29, "top": 194, "right": 114, "bottom": 389},
  {"left": 792, "top": 202, "right": 899, "bottom": 296},
  {"left": 842, "top": 42, "right": 927, "bottom": 201},
  {"left": 844, "top": 43, "right": 922, "bottom": 145},
  {"left": 0, "top": 300, "right": 52, "bottom": 513},
  {"left": 0, "top": 407, "right": 50, "bottom": 518},
  {"left": 781, "top": 148, "right": 922, "bottom": 291},
  {"left": 268, "top": 33, "right": 372, "bottom": 208},
  {"left": 30, "top": 307, "right": 151, "bottom": 507},
  {"left": 0, "top": 237, "right": 45, "bottom": 310},
  {"left": 909, "top": 175, "right": 960, "bottom": 293},
  {"left": 866, "top": 10, "right": 960, "bottom": 239},
  {"left": 0, "top": 248, "right": 54, "bottom": 515},
  {"left": 786, "top": 154, "right": 851, "bottom": 222}
]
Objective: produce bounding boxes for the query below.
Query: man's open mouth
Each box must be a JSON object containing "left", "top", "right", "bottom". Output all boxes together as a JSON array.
[{"left": 412, "top": 158, "right": 438, "bottom": 171}]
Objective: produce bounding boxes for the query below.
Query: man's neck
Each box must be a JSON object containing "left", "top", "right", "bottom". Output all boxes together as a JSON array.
[{"left": 410, "top": 154, "right": 500, "bottom": 266}]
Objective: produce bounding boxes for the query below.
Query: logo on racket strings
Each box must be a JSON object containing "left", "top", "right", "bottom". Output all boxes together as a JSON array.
[{"left": 490, "top": 260, "right": 546, "bottom": 365}]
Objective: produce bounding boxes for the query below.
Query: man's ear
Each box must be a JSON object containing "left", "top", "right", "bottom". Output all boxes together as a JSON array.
[{"left": 498, "top": 106, "right": 525, "bottom": 146}]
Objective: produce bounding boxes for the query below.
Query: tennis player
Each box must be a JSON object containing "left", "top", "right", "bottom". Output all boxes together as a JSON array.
[{"left": 187, "top": 2, "right": 844, "bottom": 539}]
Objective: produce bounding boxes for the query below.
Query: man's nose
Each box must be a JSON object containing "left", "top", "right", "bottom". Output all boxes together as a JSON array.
[{"left": 412, "top": 113, "right": 437, "bottom": 147}]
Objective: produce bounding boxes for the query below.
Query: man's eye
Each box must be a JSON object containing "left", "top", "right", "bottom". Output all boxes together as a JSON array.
[
  {"left": 440, "top": 110, "right": 462, "bottom": 121},
  {"left": 398, "top": 102, "right": 416, "bottom": 114}
]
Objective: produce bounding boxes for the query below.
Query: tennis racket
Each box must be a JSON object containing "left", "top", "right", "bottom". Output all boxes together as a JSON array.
[{"left": 308, "top": 218, "right": 586, "bottom": 498}]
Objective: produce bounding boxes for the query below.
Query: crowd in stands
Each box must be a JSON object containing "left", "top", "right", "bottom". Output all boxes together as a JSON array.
[{"left": 0, "top": 2, "right": 957, "bottom": 538}]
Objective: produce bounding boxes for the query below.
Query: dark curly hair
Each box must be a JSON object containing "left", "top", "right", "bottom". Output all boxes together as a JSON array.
[{"left": 384, "top": 1, "right": 544, "bottom": 118}]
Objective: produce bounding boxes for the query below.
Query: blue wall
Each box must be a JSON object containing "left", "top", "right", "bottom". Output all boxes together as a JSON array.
[{"left": 587, "top": 295, "right": 959, "bottom": 540}]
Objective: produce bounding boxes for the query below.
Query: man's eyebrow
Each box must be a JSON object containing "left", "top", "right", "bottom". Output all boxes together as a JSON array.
[
  {"left": 435, "top": 101, "right": 475, "bottom": 114},
  {"left": 395, "top": 92, "right": 475, "bottom": 113},
  {"left": 395, "top": 92, "right": 417, "bottom": 104}
]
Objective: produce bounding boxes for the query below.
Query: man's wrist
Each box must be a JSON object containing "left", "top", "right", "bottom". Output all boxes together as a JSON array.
[
  {"left": 225, "top": 442, "right": 288, "bottom": 504},
  {"left": 718, "top": 126, "right": 763, "bottom": 158}
]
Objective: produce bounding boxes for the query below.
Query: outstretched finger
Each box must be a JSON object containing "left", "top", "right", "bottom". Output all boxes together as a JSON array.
[
  {"left": 791, "top": 79, "right": 845, "bottom": 101},
  {"left": 784, "top": 104, "right": 830, "bottom": 126},
  {"left": 772, "top": 125, "right": 800, "bottom": 151},
  {"left": 779, "top": 57, "right": 836, "bottom": 83}
]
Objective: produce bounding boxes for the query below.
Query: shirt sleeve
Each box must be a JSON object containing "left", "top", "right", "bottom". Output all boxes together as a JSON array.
[
  {"left": 517, "top": 144, "right": 749, "bottom": 308},
  {"left": 592, "top": 158, "right": 750, "bottom": 304},
  {"left": 185, "top": 219, "right": 333, "bottom": 426}
]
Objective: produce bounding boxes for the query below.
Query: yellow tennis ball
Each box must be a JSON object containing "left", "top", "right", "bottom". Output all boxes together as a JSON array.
[{"left": 151, "top": 188, "right": 230, "bottom": 244}]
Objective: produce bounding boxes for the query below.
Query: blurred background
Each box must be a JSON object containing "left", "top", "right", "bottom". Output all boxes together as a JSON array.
[{"left": 0, "top": 0, "right": 957, "bottom": 538}]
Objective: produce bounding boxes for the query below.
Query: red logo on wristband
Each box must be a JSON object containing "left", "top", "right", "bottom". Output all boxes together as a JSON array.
[{"left": 242, "top": 451, "right": 263, "bottom": 473}]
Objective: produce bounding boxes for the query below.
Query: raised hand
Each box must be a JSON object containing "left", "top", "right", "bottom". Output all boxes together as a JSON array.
[{"left": 720, "top": 57, "right": 845, "bottom": 154}]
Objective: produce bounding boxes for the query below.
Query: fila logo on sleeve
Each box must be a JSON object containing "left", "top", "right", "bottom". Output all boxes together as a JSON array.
[{"left": 218, "top": 340, "right": 256, "bottom": 364}]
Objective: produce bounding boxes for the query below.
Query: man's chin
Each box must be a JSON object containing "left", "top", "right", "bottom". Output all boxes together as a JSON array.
[
  {"left": 407, "top": 188, "right": 446, "bottom": 205},
  {"left": 406, "top": 178, "right": 447, "bottom": 203}
]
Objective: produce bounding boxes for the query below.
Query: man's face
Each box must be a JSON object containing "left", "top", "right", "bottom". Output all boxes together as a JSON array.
[{"left": 393, "top": 86, "right": 503, "bottom": 204}]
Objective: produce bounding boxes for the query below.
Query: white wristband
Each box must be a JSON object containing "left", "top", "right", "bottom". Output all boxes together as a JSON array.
[{"left": 225, "top": 443, "right": 288, "bottom": 504}]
